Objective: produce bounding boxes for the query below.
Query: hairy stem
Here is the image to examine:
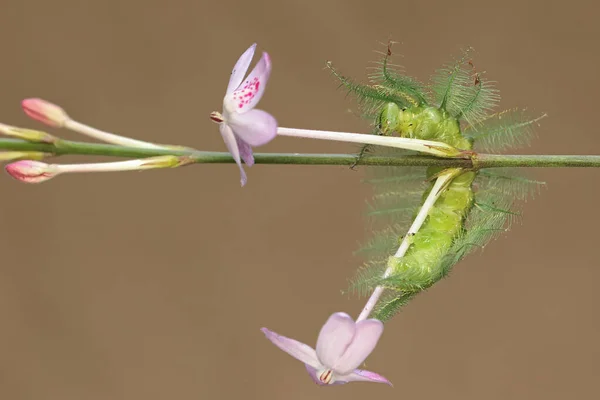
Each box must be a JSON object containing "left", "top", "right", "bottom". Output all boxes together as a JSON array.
[{"left": 1, "top": 139, "right": 600, "bottom": 168}]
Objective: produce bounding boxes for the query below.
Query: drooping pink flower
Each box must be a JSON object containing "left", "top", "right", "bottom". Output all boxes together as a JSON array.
[
  {"left": 210, "top": 43, "right": 277, "bottom": 186},
  {"left": 261, "top": 312, "right": 391, "bottom": 386}
]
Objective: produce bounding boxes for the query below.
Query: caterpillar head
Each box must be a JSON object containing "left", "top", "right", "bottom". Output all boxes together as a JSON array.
[
  {"left": 377, "top": 102, "right": 401, "bottom": 135},
  {"left": 377, "top": 102, "right": 418, "bottom": 138}
]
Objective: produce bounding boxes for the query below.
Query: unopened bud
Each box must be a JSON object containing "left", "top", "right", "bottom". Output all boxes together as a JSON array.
[
  {"left": 0, "top": 151, "right": 48, "bottom": 162},
  {"left": 22, "top": 98, "right": 70, "bottom": 128},
  {"left": 139, "top": 155, "right": 193, "bottom": 169},
  {"left": 5, "top": 160, "right": 58, "bottom": 184},
  {"left": 0, "top": 123, "right": 57, "bottom": 143}
]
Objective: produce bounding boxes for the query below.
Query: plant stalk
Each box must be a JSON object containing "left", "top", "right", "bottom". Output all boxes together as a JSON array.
[{"left": 1, "top": 139, "right": 600, "bottom": 168}]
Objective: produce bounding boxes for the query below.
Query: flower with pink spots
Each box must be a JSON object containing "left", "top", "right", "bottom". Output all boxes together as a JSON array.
[{"left": 210, "top": 43, "right": 277, "bottom": 186}]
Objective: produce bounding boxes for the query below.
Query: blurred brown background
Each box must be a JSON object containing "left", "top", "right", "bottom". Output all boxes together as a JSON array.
[{"left": 0, "top": 0, "right": 598, "bottom": 399}]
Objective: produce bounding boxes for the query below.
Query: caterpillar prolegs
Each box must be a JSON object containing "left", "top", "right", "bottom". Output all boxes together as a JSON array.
[{"left": 329, "top": 44, "right": 546, "bottom": 321}]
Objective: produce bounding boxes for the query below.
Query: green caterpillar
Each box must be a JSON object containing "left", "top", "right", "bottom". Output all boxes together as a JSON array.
[{"left": 328, "top": 43, "right": 546, "bottom": 321}]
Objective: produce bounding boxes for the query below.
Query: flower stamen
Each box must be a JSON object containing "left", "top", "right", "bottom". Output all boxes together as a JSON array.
[
  {"left": 210, "top": 111, "right": 224, "bottom": 124},
  {"left": 318, "top": 369, "right": 333, "bottom": 384}
]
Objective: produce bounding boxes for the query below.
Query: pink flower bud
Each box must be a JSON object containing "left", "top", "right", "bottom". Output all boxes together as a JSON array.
[
  {"left": 21, "top": 98, "right": 69, "bottom": 128},
  {"left": 5, "top": 160, "right": 57, "bottom": 184}
]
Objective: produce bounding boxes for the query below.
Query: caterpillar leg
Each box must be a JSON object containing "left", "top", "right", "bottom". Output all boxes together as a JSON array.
[{"left": 350, "top": 144, "right": 373, "bottom": 170}]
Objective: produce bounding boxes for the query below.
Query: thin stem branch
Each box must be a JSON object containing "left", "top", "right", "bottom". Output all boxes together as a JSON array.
[
  {"left": 56, "top": 159, "right": 152, "bottom": 173},
  {"left": 65, "top": 120, "right": 166, "bottom": 149},
  {"left": 277, "top": 127, "right": 461, "bottom": 157},
  {"left": 1, "top": 138, "right": 600, "bottom": 168}
]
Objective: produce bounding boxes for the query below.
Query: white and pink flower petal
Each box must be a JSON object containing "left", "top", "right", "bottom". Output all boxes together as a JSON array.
[
  {"left": 340, "top": 369, "right": 392, "bottom": 386},
  {"left": 226, "top": 43, "right": 256, "bottom": 95},
  {"left": 235, "top": 136, "right": 255, "bottom": 166},
  {"left": 219, "top": 124, "right": 247, "bottom": 186},
  {"left": 331, "top": 318, "right": 384, "bottom": 375},
  {"left": 261, "top": 327, "right": 321, "bottom": 369},
  {"left": 228, "top": 109, "right": 277, "bottom": 147},
  {"left": 315, "top": 312, "right": 357, "bottom": 370},
  {"left": 227, "top": 52, "right": 272, "bottom": 113}
]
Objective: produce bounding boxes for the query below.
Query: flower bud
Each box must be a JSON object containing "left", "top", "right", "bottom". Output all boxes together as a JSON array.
[
  {"left": 0, "top": 151, "right": 48, "bottom": 162},
  {"left": 139, "top": 155, "right": 193, "bottom": 169},
  {"left": 21, "top": 98, "right": 70, "bottom": 128},
  {"left": 5, "top": 160, "right": 58, "bottom": 183},
  {"left": 0, "top": 123, "right": 57, "bottom": 143}
]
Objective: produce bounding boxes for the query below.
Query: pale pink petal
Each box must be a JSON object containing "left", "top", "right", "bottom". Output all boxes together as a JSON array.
[
  {"left": 339, "top": 369, "right": 392, "bottom": 386},
  {"left": 228, "top": 52, "right": 271, "bottom": 113},
  {"left": 226, "top": 43, "right": 256, "bottom": 95},
  {"left": 304, "top": 365, "right": 345, "bottom": 386},
  {"left": 235, "top": 136, "right": 254, "bottom": 166},
  {"left": 261, "top": 328, "right": 321, "bottom": 369},
  {"left": 315, "top": 312, "right": 356, "bottom": 369},
  {"left": 219, "top": 124, "right": 247, "bottom": 187},
  {"left": 331, "top": 319, "right": 384, "bottom": 375},
  {"left": 227, "top": 109, "right": 277, "bottom": 147}
]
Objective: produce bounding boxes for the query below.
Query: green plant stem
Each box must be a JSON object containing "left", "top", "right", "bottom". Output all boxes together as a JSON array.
[{"left": 1, "top": 138, "right": 600, "bottom": 168}]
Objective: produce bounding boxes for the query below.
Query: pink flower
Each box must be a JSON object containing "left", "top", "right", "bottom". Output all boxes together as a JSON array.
[
  {"left": 210, "top": 43, "right": 277, "bottom": 186},
  {"left": 261, "top": 312, "right": 391, "bottom": 386}
]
